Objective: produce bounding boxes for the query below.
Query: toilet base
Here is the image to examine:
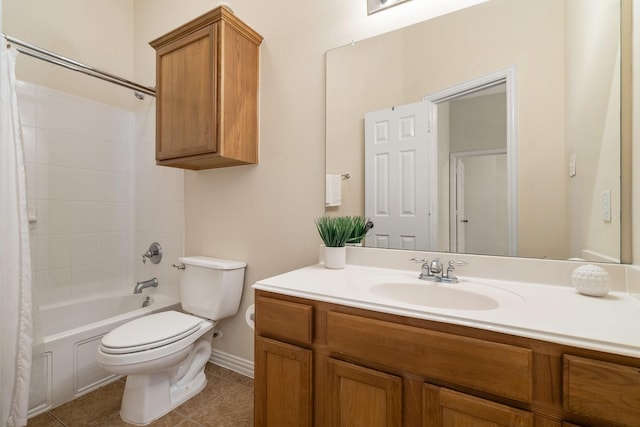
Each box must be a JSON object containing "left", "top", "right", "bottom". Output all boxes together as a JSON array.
[{"left": 120, "top": 371, "right": 207, "bottom": 425}]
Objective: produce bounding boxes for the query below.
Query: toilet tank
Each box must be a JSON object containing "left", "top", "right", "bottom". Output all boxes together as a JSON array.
[{"left": 178, "top": 256, "right": 246, "bottom": 320}]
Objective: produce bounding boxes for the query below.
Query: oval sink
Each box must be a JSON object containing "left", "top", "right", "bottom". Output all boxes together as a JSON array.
[{"left": 357, "top": 275, "right": 523, "bottom": 311}]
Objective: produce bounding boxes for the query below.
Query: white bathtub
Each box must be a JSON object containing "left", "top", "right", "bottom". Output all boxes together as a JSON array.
[{"left": 28, "top": 292, "right": 181, "bottom": 417}]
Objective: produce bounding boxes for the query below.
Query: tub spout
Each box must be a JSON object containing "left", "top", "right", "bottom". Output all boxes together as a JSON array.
[{"left": 134, "top": 278, "right": 158, "bottom": 294}]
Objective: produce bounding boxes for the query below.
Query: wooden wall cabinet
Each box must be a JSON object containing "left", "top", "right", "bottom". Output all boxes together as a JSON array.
[
  {"left": 150, "top": 7, "right": 263, "bottom": 170},
  {"left": 255, "top": 291, "right": 640, "bottom": 427}
]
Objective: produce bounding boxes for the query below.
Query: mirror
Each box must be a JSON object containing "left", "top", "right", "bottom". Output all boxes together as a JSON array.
[{"left": 326, "top": 0, "right": 622, "bottom": 262}]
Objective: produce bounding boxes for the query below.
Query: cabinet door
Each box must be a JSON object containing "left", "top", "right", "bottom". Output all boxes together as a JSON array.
[
  {"left": 423, "top": 384, "right": 534, "bottom": 427},
  {"left": 255, "top": 337, "right": 312, "bottom": 427},
  {"left": 156, "top": 25, "right": 217, "bottom": 161},
  {"left": 327, "top": 358, "right": 402, "bottom": 427},
  {"left": 563, "top": 355, "right": 640, "bottom": 426}
]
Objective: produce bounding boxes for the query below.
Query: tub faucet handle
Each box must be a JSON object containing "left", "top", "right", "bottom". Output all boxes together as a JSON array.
[{"left": 141, "top": 242, "right": 162, "bottom": 264}]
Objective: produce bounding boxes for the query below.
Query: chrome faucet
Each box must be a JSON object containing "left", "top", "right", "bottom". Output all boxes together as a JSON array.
[
  {"left": 134, "top": 278, "right": 158, "bottom": 294},
  {"left": 411, "top": 258, "right": 467, "bottom": 283}
]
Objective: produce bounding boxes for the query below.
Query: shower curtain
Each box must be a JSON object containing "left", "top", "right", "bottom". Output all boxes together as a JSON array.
[{"left": 0, "top": 40, "right": 33, "bottom": 427}]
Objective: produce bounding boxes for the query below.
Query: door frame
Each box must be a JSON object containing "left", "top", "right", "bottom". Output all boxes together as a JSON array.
[{"left": 424, "top": 66, "right": 518, "bottom": 256}]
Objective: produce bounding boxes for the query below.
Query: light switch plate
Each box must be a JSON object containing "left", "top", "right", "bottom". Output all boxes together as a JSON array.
[
  {"left": 569, "top": 153, "right": 576, "bottom": 177},
  {"left": 602, "top": 190, "right": 612, "bottom": 222}
]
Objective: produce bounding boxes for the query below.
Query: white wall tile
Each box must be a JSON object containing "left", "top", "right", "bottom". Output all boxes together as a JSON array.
[
  {"left": 37, "top": 129, "right": 73, "bottom": 167},
  {"left": 101, "top": 171, "right": 130, "bottom": 202},
  {"left": 36, "top": 234, "right": 72, "bottom": 271},
  {"left": 101, "top": 202, "right": 130, "bottom": 232},
  {"left": 71, "top": 265, "right": 104, "bottom": 298},
  {"left": 104, "top": 142, "right": 129, "bottom": 172},
  {"left": 18, "top": 82, "right": 182, "bottom": 305},
  {"left": 101, "top": 261, "right": 130, "bottom": 293},
  {"left": 72, "top": 102, "right": 107, "bottom": 139},
  {"left": 72, "top": 233, "right": 102, "bottom": 266},
  {"left": 37, "top": 165, "right": 72, "bottom": 200},
  {"left": 71, "top": 136, "right": 104, "bottom": 170},
  {"left": 22, "top": 125, "right": 37, "bottom": 163},
  {"left": 101, "top": 232, "right": 129, "bottom": 263},
  {"left": 46, "top": 200, "right": 72, "bottom": 235},
  {"left": 37, "top": 91, "right": 74, "bottom": 133},
  {"left": 71, "top": 201, "right": 102, "bottom": 233},
  {"left": 72, "top": 169, "right": 102, "bottom": 201},
  {"left": 33, "top": 269, "right": 72, "bottom": 305}
]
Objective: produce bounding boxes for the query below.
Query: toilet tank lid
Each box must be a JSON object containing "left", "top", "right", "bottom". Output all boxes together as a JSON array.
[{"left": 179, "top": 256, "right": 246, "bottom": 270}]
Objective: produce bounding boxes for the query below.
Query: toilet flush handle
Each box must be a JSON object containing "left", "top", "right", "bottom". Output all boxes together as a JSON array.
[{"left": 172, "top": 263, "right": 186, "bottom": 270}]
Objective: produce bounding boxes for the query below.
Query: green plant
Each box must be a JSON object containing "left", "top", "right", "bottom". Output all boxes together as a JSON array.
[
  {"left": 346, "top": 216, "right": 373, "bottom": 244},
  {"left": 315, "top": 216, "right": 358, "bottom": 247}
]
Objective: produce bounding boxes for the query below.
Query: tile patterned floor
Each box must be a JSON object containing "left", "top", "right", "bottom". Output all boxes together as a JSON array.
[{"left": 27, "top": 364, "right": 254, "bottom": 426}]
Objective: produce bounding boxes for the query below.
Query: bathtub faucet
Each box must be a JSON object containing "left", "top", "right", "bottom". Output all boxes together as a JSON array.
[{"left": 134, "top": 278, "right": 158, "bottom": 294}]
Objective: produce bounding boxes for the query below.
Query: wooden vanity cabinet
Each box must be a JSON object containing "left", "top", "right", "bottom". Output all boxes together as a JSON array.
[
  {"left": 150, "top": 7, "right": 262, "bottom": 170},
  {"left": 254, "top": 291, "right": 640, "bottom": 427}
]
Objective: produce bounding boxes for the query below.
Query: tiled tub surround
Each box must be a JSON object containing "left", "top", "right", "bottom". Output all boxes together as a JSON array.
[
  {"left": 16, "top": 81, "right": 185, "bottom": 304},
  {"left": 254, "top": 246, "right": 640, "bottom": 358},
  {"left": 17, "top": 81, "right": 135, "bottom": 303}
]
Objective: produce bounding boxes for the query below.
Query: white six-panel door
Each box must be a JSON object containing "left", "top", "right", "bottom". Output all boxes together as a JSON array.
[{"left": 364, "top": 101, "right": 435, "bottom": 250}]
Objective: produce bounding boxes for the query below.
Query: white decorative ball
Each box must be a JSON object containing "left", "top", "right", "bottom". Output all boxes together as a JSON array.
[{"left": 571, "top": 264, "right": 612, "bottom": 297}]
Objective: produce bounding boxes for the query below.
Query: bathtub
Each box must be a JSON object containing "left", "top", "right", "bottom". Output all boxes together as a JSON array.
[{"left": 28, "top": 292, "right": 181, "bottom": 417}]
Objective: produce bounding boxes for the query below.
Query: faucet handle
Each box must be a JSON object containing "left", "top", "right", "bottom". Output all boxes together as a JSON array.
[
  {"left": 445, "top": 259, "right": 468, "bottom": 281},
  {"left": 410, "top": 257, "right": 428, "bottom": 263}
]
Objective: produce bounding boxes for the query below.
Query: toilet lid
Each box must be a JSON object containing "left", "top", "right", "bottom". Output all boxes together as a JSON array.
[{"left": 100, "top": 311, "right": 204, "bottom": 354}]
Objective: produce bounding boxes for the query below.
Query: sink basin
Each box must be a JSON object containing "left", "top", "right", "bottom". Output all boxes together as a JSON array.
[{"left": 356, "top": 275, "right": 524, "bottom": 311}]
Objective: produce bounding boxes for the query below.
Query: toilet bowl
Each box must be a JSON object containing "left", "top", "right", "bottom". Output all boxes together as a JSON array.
[{"left": 96, "top": 256, "right": 246, "bottom": 425}]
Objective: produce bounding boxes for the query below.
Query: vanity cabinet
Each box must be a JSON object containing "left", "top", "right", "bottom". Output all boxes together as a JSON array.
[
  {"left": 150, "top": 7, "right": 263, "bottom": 170},
  {"left": 254, "top": 291, "right": 640, "bottom": 427}
]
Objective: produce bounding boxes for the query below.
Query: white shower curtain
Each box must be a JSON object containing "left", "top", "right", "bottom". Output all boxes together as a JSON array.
[{"left": 0, "top": 40, "right": 33, "bottom": 427}]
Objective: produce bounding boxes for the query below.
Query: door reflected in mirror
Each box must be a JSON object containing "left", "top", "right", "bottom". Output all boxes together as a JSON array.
[{"left": 326, "top": 0, "right": 621, "bottom": 263}]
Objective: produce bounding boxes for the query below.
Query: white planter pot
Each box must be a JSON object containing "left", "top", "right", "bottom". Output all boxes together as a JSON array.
[{"left": 324, "top": 246, "right": 346, "bottom": 269}]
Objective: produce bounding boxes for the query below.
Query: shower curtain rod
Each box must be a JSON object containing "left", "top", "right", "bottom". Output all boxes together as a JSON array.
[{"left": 3, "top": 33, "right": 156, "bottom": 99}]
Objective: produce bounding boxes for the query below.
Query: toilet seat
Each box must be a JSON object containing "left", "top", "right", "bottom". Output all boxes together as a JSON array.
[
  {"left": 97, "top": 311, "right": 214, "bottom": 367},
  {"left": 101, "top": 311, "right": 203, "bottom": 354}
]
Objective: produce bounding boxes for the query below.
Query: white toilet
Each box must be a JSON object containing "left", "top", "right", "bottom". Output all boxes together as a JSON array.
[{"left": 96, "top": 256, "right": 246, "bottom": 425}]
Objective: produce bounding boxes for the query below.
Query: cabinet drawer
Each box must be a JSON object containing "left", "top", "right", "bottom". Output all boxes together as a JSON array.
[
  {"left": 327, "top": 311, "right": 532, "bottom": 403},
  {"left": 563, "top": 355, "right": 640, "bottom": 426},
  {"left": 256, "top": 296, "right": 313, "bottom": 345}
]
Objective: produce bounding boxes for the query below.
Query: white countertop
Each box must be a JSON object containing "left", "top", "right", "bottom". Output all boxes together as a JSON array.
[{"left": 253, "top": 263, "right": 640, "bottom": 358}]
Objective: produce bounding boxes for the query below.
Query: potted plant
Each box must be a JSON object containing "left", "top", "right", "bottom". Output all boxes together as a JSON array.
[{"left": 315, "top": 216, "right": 358, "bottom": 269}]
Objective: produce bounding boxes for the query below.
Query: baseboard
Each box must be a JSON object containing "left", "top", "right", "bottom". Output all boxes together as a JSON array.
[{"left": 209, "top": 349, "right": 254, "bottom": 379}]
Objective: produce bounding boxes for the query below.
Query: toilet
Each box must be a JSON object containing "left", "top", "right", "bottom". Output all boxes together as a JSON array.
[{"left": 96, "top": 256, "right": 246, "bottom": 425}]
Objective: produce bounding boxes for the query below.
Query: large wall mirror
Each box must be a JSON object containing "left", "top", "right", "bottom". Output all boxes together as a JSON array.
[{"left": 326, "top": 0, "right": 625, "bottom": 263}]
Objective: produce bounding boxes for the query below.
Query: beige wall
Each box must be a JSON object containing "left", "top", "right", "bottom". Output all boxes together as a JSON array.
[{"left": 565, "top": 0, "right": 621, "bottom": 262}]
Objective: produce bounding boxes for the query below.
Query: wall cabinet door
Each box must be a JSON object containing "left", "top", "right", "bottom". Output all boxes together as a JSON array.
[
  {"left": 254, "top": 337, "right": 312, "bottom": 427},
  {"left": 150, "top": 6, "right": 262, "bottom": 170},
  {"left": 327, "top": 358, "right": 403, "bottom": 427},
  {"left": 423, "top": 383, "right": 534, "bottom": 427}
]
